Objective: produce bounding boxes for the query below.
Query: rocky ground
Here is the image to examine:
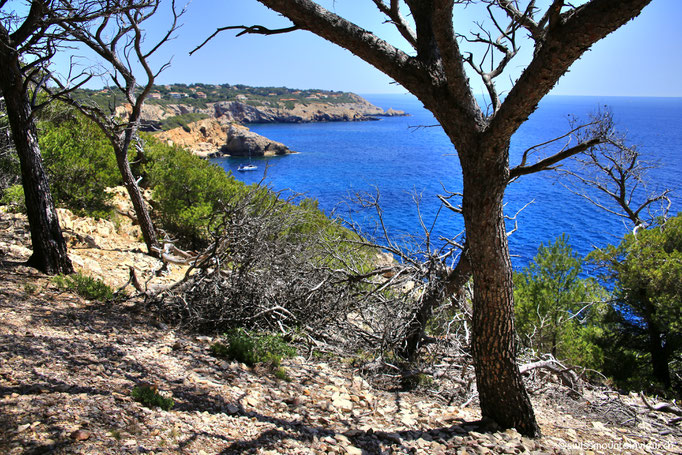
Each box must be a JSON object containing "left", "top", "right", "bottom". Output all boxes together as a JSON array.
[{"left": 0, "top": 206, "right": 681, "bottom": 454}]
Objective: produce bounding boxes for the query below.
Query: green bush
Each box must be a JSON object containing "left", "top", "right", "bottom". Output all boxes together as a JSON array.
[
  {"left": 211, "top": 328, "right": 296, "bottom": 367},
  {"left": 143, "top": 136, "right": 247, "bottom": 249},
  {"left": 131, "top": 384, "right": 174, "bottom": 411},
  {"left": 0, "top": 184, "right": 25, "bottom": 213},
  {"left": 38, "top": 112, "right": 121, "bottom": 217},
  {"left": 53, "top": 272, "right": 115, "bottom": 301},
  {"left": 590, "top": 214, "right": 682, "bottom": 393},
  {"left": 514, "top": 235, "right": 607, "bottom": 370}
]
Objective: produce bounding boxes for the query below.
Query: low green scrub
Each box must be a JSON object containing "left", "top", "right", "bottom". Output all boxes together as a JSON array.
[
  {"left": 0, "top": 184, "right": 25, "bottom": 213},
  {"left": 131, "top": 384, "right": 174, "bottom": 411},
  {"left": 53, "top": 272, "right": 115, "bottom": 301},
  {"left": 158, "top": 113, "right": 209, "bottom": 131},
  {"left": 514, "top": 235, "right": 607, "bottom": 370},
  {"left": 211, "top": 328, "right": 296, "bottom": 367}
]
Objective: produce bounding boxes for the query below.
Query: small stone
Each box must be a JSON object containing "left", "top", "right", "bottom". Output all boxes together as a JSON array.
[
  {"left": 333, "top": 398, "right": 354, "bottom": 412},
  {"left": 70, "top": 429, "right": 91, "bottom": 441}
]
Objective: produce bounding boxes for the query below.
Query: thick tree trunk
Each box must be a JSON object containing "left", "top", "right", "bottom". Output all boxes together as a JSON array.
[
  {"left": 0, "top": 34, "right": 73, "bottom": 275},
  {"left": 113, "top": 142, "right": 160, "bottom": 258},
  {"left": 461, "top": 143, "right": 540, "bottom": 437}
]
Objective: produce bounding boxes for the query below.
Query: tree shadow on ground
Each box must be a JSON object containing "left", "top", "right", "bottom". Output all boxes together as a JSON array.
[{"left": 0, "top": 259, "right": 491, "bottom": 454}]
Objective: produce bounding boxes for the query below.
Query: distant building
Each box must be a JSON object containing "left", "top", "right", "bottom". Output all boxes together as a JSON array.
[
  {"left": 236, "top": 94, "right": 248, "bottom": 100},
  {"left": 196, "top": 91, "right": 207, "bottom": 98},
  {"left": 149, "top": 92, "right": 162, "bottom": 99},
  {"left": 169, "top": 92, "right": 187, "bottom": 99}
]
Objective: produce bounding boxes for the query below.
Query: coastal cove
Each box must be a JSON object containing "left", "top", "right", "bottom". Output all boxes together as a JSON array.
[{"left": 211, "top": 94, "right": 682, "bottom": 268}]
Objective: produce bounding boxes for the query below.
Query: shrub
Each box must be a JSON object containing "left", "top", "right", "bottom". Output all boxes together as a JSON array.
[
  {"left": 514, "top": 235, "right": 607, "bottom": 369},
  {"left": 143, "top": 136, "right": 247, "bottom": 249},
  {"left": 273, "top": 367, "right": 292, "bottom": 382},
  {"left": 53, "top": 273, "right": 115, "bottom": 301},
  {"left": 131, "top": 384, "right": 174, "bottom": 411},
  {"left": 0, "top": 184, "right": 25, "bottom": 213},
  {"left": 158, "top": 113, "right": 209, "bottom": 131},
  {"left": 211, "top": 328, "right": 296, "bottom": 367},
  {"left": 38, "top": 112, "right": 121, "bottom": 217}
]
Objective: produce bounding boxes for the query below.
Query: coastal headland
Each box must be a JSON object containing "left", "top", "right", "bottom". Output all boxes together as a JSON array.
[{"left": 93, "top": 83, "right": 408, "bottom": 157}]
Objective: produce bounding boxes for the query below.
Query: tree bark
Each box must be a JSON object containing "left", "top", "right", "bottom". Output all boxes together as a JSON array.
[
  {"left": 461, "top": 141, "right": 540, "bottom": 437},
  {"left": 0, "top": 26, "right": 73, "bottom": 275}
]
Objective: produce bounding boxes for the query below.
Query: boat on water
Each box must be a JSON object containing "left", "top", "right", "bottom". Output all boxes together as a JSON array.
[{"left": 237, "top": 163, "right": 258, "bottom": 172}]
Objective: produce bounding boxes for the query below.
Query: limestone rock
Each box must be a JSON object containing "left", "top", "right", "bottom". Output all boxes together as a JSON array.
[
  {"left": 155, "top": 118, "right": 228, "bottom": 158},
  {"left": 223, "top": 124, "right": 292, "bottom": 157}
]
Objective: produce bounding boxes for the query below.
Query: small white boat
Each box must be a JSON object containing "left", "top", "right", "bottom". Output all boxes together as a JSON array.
[{"left": 238, "top": 164, "right": 258, "bottom": 172}]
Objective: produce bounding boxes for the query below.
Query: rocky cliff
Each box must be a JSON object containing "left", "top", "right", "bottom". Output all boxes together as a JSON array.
[
  {"left": 146, "top": 92, "right": 404, "bottom": 157},
  {"left": 155, "top": 118, "right": 293, "bottom": 158},
  {"left": 155, "top": 118, "right": 227, "bottom": 158},
  {"left": 223, "top": 124, "right": 292, "bottom": 157},
  {"left": 139, "top": 93, "right": 405, "bottom": 126}
]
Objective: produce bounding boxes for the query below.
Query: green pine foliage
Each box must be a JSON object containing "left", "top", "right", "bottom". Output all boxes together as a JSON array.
[
  {"left": 53, "top": 272, "right": 115, "bottom": 302},
  {"left": 514, "top": 234, "right": 607, "bottom": 369},
  {"left": 131, "top": 384, "right": 174, "bottom": 411},
  {"left": 0, "top": 184, "right": 25, "bottom": 213},
  {"left": 590, "top": 214, "right": 682, "bottom": 393},
  {"left": 142, "top": 135, "right": 247, "bottom": 249},
  {"left": 38, "top": 112, "right": 121, "bottom": 218}
]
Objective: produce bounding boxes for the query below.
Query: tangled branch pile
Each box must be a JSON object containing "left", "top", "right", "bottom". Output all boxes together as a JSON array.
[{"left": 148, "top": 185, "right": 439, "bottom": 356}]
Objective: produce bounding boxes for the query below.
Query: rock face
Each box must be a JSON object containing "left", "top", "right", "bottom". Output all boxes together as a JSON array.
[
  {"left": 211, "top": 95, "right": 405, "bottom": 124},
  {"left": 222, "top": 124, "right": 292, "bottom": 157},
  {"left": 139, "top": 93, "right": 406, "bottom": 126},
  {"left": 155, "top": 120, "right": 294, "bottom": 157},
  {"left": 155, "top": 118, "right": 228, "bottom": 158}
]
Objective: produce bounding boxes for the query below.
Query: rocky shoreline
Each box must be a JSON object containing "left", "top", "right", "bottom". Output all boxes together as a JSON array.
[{"left": 148, "top": 94, "right": 406, "bottom": 158}]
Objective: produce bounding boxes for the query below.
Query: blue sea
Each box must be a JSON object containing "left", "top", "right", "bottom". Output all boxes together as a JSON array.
[{"left": 211, "top": 94, "right": 682, "bottom": 269}]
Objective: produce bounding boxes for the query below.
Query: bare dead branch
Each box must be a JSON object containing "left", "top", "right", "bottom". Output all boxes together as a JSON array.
[{"left": 190, "top": 24, "right": 299, "bottom": 56}]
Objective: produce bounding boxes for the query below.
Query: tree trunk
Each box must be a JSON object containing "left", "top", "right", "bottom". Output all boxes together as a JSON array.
[
  {"left": 643, "top": 298, "right": 671, "bottom": 389},
  {"left": 461, "top": 142, "right": 540, "bottom": 437},
  {"left": 400, "top": 252, "right": 471, "bottom": 362},
  {"left": 113, "top": 141, "right": 160, "bottom": 258},
  {"left": 0, "top": 33, "right": 73, "bottom": 275}
]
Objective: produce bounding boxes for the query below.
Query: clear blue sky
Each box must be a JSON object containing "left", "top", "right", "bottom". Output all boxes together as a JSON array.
[{"left": 53, "top": 0, "right": 681, "bottom": 97}]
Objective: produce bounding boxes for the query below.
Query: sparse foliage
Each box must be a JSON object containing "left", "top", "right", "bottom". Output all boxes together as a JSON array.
[
  {"left": 53, "top": 272, "right": 115, "bottom": 301},
  {"left": 559, "top": 109, "right": 672, "bottom": 230}
]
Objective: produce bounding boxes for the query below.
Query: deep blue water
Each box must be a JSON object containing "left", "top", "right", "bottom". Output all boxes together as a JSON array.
[{"left": 211, "top": 94, "right": 682, "bottom": 269}]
